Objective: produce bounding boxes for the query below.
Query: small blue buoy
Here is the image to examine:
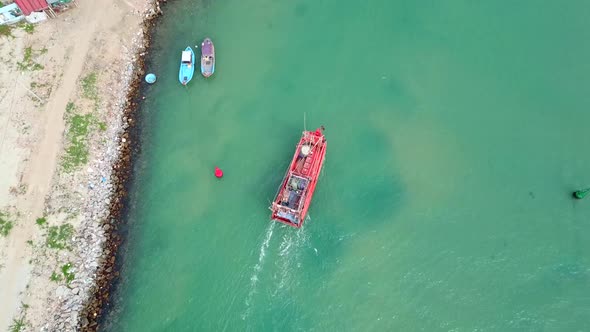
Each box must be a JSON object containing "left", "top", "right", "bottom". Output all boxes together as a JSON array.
[{"left": 145, "top": 73, "right": 157, "bottom": 84}]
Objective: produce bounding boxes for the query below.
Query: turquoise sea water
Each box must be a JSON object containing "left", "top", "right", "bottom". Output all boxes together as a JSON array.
[{"left": 104, "top": 0, "right": 590, "bottom": 331}]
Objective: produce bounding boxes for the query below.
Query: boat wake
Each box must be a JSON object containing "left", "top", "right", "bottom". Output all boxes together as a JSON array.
[
  {"left": 241, "top": 217, "right": 315, "bottom": 321},
  {"left": 273, "top": 217, "right": 312, "bottom": 294},
  {"left": 241, "top": 222, "right": 276, "bottom": 320}
]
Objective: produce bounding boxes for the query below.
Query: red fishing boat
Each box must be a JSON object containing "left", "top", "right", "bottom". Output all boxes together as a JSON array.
[{"left": 270, "top": 126, "right": 327, "bottom": 228}]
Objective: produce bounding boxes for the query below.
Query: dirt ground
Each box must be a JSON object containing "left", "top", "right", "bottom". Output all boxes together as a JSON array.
[{"left": 0, "top": 0, "right": 152, "bottom": 330}]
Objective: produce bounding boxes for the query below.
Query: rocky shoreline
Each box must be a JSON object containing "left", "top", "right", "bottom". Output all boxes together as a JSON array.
[
  {"left": 77, "top": 2, "right": 166, "bottom": 330},
  {"left": 36, "top": 1, "right": 167, "bottom": 331}
]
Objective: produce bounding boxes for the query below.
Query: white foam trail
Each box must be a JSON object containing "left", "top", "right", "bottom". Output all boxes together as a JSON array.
[
  {"left": 279, "top": 232, "right": 292, "bottom": 257},
  {"left": 241, "top": 222, "right": 276, "bottom": 320},
  {"left": 275, "top": 233, "right": 294, "bottom": 292},
  {"left": 274, "top": 223, "right": 312, "bottom": 293}
]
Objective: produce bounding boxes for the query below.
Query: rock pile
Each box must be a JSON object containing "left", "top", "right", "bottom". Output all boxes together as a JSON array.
[{"left": 77, "top": 2, "right": 166, "bottom": 331}]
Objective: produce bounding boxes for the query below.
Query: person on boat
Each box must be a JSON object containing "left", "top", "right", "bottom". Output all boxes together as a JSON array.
[{"left": 314, "top": 126, "right": 325, "bottom": 136}]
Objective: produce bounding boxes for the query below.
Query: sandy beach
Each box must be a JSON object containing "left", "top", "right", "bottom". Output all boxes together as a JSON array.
[{"left": 0, "top": 0, "right": 159, "bottom": 330}]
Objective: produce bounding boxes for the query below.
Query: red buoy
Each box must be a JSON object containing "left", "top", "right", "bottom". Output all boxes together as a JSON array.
[{"left": 214, "top": 166, "right": 223, "bottom": 178}]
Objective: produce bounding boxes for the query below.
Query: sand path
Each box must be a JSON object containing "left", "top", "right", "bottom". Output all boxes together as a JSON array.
[{"left": 0, "top": 0, "right": 121, "bottom": 329}]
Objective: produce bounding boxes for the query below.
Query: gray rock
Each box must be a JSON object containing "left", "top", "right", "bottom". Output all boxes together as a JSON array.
[{"left": 56, "top": 286, "right": 70, "bottom": 298}]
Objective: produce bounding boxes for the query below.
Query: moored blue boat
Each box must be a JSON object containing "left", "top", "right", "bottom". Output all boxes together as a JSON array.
[
  {"left": 179, "top": 46, "right": 195, "bottom": 85},
  {"left": 200, "top": 38, "right": 215, "bottom": 78}
]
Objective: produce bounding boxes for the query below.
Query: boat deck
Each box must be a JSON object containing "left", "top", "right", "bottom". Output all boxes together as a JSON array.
[
  {"left": 270, "top": 127, "right": 327, "bottom": 228},
  {"left": 278, "top": 175, "right": 309, "bottom": 211}
]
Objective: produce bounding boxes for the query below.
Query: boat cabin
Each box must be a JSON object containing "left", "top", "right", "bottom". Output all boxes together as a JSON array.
[
  {"left": 182, "top": 51, "right": 192, "bottom": 66},
  {"left": 274, "top": 174, "right": 309, "bottom": 225},
  {"left": 280, "top": 175, "right": 309, "bottom": 209}
]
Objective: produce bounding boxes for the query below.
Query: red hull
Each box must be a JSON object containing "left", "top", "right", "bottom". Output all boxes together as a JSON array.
[{"left": 270, "top": 127, "right": 327, "bottom": 228}]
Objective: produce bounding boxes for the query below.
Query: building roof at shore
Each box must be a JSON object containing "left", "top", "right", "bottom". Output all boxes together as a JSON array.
[{"left": 14, "top": 0, "right": 49, "bottom": 16}]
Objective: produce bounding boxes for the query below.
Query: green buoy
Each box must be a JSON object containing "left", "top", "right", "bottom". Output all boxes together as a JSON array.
[{"left": 573, "top": 188, "right": 590, "bottom": 199}]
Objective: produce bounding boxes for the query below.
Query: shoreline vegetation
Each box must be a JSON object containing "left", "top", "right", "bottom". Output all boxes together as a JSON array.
[{"left": 0, "top": 0, "right": 165, "bottom": 331}]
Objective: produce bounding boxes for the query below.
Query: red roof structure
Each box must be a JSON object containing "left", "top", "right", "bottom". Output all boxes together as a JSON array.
[{"left": 14, "top": 0, "right": 49, "bottom": 16}]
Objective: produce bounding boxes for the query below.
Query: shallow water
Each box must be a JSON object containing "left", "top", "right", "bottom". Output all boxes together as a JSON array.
[{"left": 104, "top": 0, "right": 590, "bottom": 330}]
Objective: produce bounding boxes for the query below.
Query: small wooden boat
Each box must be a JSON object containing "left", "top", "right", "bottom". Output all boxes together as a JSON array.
[
  {"left": 200, "top": 38, "right": 215, "bottom": 78},
  {"left": 270, "top": 126, "right": 327, "bottom": 228},
  {"left": 178, "top": 46, "right": 195, "bottom": 85}
]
